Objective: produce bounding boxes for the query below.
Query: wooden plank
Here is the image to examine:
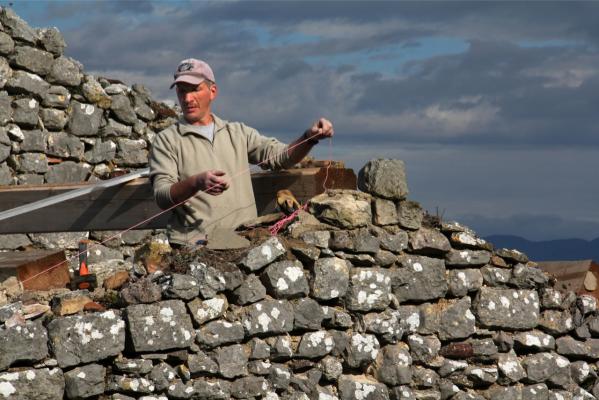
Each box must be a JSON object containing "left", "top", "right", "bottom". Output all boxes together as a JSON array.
[{"left": 0, "top": 167, "right": 356, "bottom": 234}]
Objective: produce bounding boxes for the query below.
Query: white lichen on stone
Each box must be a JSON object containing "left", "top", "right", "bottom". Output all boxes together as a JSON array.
[
  {"left": 159, "top": 307, "right": 174, "bottom": 322},
  {"left": 257, "top": 313, "right": 271, "bottom": 331}
]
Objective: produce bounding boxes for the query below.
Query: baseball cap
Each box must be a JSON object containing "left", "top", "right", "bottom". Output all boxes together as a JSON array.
[{"left": 170, "top": 58, "right": 215, "bottom": 89}]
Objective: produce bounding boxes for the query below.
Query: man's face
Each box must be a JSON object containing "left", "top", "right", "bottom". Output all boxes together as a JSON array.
[{"left": 176, "top": 81, "right": 217, "bottom": 125}]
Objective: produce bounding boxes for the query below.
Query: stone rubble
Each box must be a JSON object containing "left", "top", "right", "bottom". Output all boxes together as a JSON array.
[{"left": 1, "top": 8, "right": 599, "bottom": 400}]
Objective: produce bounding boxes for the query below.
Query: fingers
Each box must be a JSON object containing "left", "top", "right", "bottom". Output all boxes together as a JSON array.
[
  {"left": 310, "top": 118, "right": 334, "bottom": 140},
  {"left": 206, "top": 170, "right": 229, "bottom": 195}
]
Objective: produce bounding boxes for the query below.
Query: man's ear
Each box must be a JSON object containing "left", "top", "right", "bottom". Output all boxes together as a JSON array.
[{"left": 209, "top": 83, "right": 218, "bottom": 100}]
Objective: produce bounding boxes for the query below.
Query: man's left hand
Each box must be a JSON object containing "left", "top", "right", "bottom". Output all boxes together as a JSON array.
[{"left": 306, "top": 117, "right": 334, "bottom": 143}]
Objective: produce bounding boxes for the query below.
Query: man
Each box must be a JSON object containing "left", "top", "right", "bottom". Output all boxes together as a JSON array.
[{"left": 149, "top": 58, "right": 334, "bottom": 246}]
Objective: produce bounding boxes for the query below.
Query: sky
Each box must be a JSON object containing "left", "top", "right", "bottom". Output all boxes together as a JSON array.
[{"left": 8, "top": 0, "right": 599, "bottom": 241}]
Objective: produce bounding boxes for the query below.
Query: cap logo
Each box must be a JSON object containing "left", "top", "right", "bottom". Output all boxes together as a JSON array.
[{"left": 178, "top": 62, "right": 194, "bottom": 72}]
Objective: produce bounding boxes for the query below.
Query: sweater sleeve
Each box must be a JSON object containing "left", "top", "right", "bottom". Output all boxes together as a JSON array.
[
  {"left": 148, "top": 128, "right": 178, "bottom": 209},
  {"left": 244, "top": 124, "right": 294, "bottom": 170}
]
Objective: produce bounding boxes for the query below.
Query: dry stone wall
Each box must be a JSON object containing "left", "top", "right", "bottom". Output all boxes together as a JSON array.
[
  {"left": 0, "top": 7, "right": 177, "bottom": 256},
  {"left": 1, "top": 8, "right": 598, "bottom": 400},
  {"left": 1, "top": 159, "right": 599, "bottom": 400}
]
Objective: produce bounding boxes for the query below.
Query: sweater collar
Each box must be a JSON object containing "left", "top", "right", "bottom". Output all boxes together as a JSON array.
[{"left": 178, "top": 114, "right": 226, "bottom": 135}]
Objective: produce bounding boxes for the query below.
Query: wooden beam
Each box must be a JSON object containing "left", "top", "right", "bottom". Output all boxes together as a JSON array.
[
  {"left": 0, "top": 167, "right": 356, "bottom": 234},
  {"left": 0, "top": 250, "right": 70, "bottom": 290}
]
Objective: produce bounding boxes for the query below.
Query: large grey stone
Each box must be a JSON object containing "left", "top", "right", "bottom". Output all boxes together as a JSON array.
[
  {"left": 64, "top": 363, "right": 106, "bottom": 399},
  {"left": 12, "top": 97, "right": 39, "bottom": 127},
  {"left": 372, "top": 343, "right": 412, "bottom": 385},
  {"left": 188, "top": 261, "right": 226, "bottom": 299},
  {"left": 474, "top": 287, "right": 540, "bottom": 330},
  {"left": 110, "top": 94, "right": 138, "bottom": 125},
  {"left": 28, "top": 231, "right": 88, "bottom": 250},
  {"left": 513, "top": 330, "right": 555, "bottom": 352},
  {"left": 239, "top": 236, "right": 286, "bottom": 272},
  {"left": 84, "top": 139, "right": 117, "bottom": 163},
  {"left": 0, "top": 91, "right": 10, "bottom": 124},
  {"left": 448, "top": 269, "right": 484, "bottom": 297},
  {"left": 497, "top": 350, "right": 526, "bottom": 384},
  {"left": 445, "top": 249, "right": 491, "bottom": 267},
  {"left": 261, "top": 260, "right": 309, "bottom": 299},
  {"left": 43, "top": 85, "right": 71, "bottom": 108},
  {"left": 242, "top": 299, "right": 294, "bottom": 336},
  {"left": 197, "top": 320, "right": 245, "bottom": 347},
  {"left": 5, "top": 71, "right": 51, "bottom": 99},
  {"left": 229, "top": 376, "right": 268, "bottom": 399},
  {"left": 396, "top": 200, "right": 423, "bottom": 230},
  {"left": 46, "top": 132, "right": 84, "bottom": 159},
  {"left": 115, "top": 138, "right": 147, "bottom": 166},
  {"left": 309, "top": 189, "right": 372, "bottom": 229},
  {"left": 0, "top": 162, "right": 10, "bottom": 184},
  {"left": 538, "top": 310, "right": 574, "bottom": 335},
  {"left": 297, "top": 330, "right": 335, "bottom": 358},
  {"left": 47, "top": 310, "right": 126, "bottom": 368},
  {"left": 187, "top": 351, "right": 218, "bottom": 375},
  {"left": 408, "top": 334, "right": 440, "bottom": 365},
  {"left": 40, "top": 27, "right": 66, "bottom": 56},
  {"left": 125, "top": 300, "right": 195, "bottom": 352},
  {"left": 0, "top": 368, "right": 64, "bottom": 400},
  {"left": 10, "top": 46, "right": 54, "bottom": 76},
  {"left": 449, "top": 231, "right": 493, "bottom": 251},
  {"left": 67, "top": 101, "right": 103, "bottom": 136},
  {"left": 40, "top": 108, "right": 68, "bottom": 130},
  {"left": 509, "top": 263, "right": 550, "bottom": 289},
  {"left": 0, "top": 31, "right": 14, "bottom": 55},
  {"left": 393, "top": 255, "right": 448, "bottom": 302},
  {"left": 9, "top": 153, "right": 48, "bottom": 173},
  {"left": 44, "top": 161, "right": 90, "bottom": 183},
  {"left": 187, "top": 296, "right": 228, "bottom": 325},
  {"left": 232, "top": 274, "right": 266, "bottom": 305},
  {"left": 409, "top": 227, "right": 452, "bottom": 256},
  {"left": 556, "top": 336, "right": 599, "bottom": 359},
  {"left": 162, "top": 273, "right": 200, "bottom": 300},
  {"left": 363, "top": 310, "right": 404, "bottom": 344},
  {"left": 215, "top": 344, "right": 248, "bottom": 378},
  {"left": 133, "top": 93, "right": 155, "bottom": 121},
  {"left": 521, "top": 352, "right": 571, "bottom": 388},
  {"left": 346, "top": 268, "right": 392, "bottom": 312},
  {"left": 192, "top": 378, "right": 231, "bottom": 399},
  {"left": 358, "top": 158, "right": 408, "bottom": 200},
  {"left": 293, "top": 297, "right": 325, "bottom": 330},
  {"left": 0, "top": 233, "right": 31, "bottom": 250},
  {"left": 311, "top": 256, "right": 349, "bottom": 300},
  {"left": 47, "top": 56, "right": 82, "bottom": 86},
  {"left": 373, "top": 198, "right": 398, "bottom": 225},
  {"left": 437, "top": 297, "right": 476, "bottom": 340},
  {"left": 0, "top": 320, "right": 48, "bottom": 370},
  {"left": 0, "top": 143, "right": 8, "bottom": 163},
  {"left": 345, "top": 333, "right": 380, "bottom": 368},
  {"left": 338, "top": 375, "right": 389, "bottom": 400}
]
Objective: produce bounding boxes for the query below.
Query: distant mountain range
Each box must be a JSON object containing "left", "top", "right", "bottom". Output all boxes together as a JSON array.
[{"left": 485, "top": 235, "right": 599, "bottom": 262}]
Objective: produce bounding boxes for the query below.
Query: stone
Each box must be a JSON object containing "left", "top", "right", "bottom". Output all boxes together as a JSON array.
[
  {"left": 409, "top": 226, "right": 452, "bottom": 256},
  {"left": 115, "top": 138, "right": 147, "bottom": 166},
  {"left": 242, "top": 299, "right": 294, "bottom": 336},
  {"left": 188, "top": 261, "right": 226, "bottom": 299},
  {"left": 522, "top": 352, "right": 571, "bottom": 388},
  {"left": 570, "top": 361, "right": 593, "bottom": 385},
  {"left": 106, "top": 375, "right": 155, "bottom": 395},
  {"left": 293, "top": 298, "right": 324, "bottom": 330},
  {"left": 230, "top": 376, "right": 268, "bottom": 399},
  {"left": 372, "top": 343, "right": 412, "bottom": 385},
  {"left": 408, "top": 334, "right": 440, "bottom": 365},
  {"left": 412, "top": 366, "right": 440, "bottom": 388},
  {"left": 43, "top": 85, "right": 71, "bottom": 108},
  {"left": 358, "top": 158, "right": 408, "bottom": 200},
  {"left": 538, "top": 310, "right": 574, "bottom": 335},
  {"left": 197, "top": 320, "right": 245, "bottom": 347},
  {"left": 0, "top": 162, "right": 10, "bottom": 184},
  {"left": 29, "top": 232, "right": 88, "bottom": 251},
  {"left": 267, "top": 335, "right": 294, "bottom": 359},
  {"left": 337, "top": 375, "right": 389, "bottom": 400},
  {"left": 187, "top": 296, "right": 228, "bottom": 325},
  {"left": 373, "top": 198, "right": 398, "bottom": 225},
  {"left": 0, "top": 368, "right": 64, "bottom": 400},
  {"left": 496, "top": 350, "right": 526, "bottom": 384},
  {"left": 47, "top": 310, "right": 126, "bottom": 368},
  {"left": 474, "top": 287, "right": 540, "bottom": 330},
  {"left": 308, "top": 189, "right": 372, "bottom": 229},
  {"left": 148, "top": 362, "right": 177, "bottom": 392},
  {"left": 10, "top": 46, "right": 54, "bottom": 76},
  {"left": 0, "top": 92, "right": 10, "bottom": 124},
  {"left": 321, "top": 355, "right": 343, "bottom": 381},
  {"left": 0, "top": 31, "right": 14, "bottom": 55},
  {"left": 50, "top": 291, "right": 93, "bottom": 316},
  {"left": 0, "top": 233, "right": 31, "bottom": 250},
  {"left": 113, "top": 357, "right": 153, "bottom": 374},
  {"left": 363, "top": 310, "right": 404, "bottom": 344},
  {"left": 239, "top": 236, "right": 286, "bottom": 271},
  {"left": 509, "top": 263, "right": 549, "bottom": 289},
  {"left": 187, "top": 351, "right": 218, "bottom": 375},
  {"left": 393, "top": 255, "right": 448, "bottom": 302},
  {"left": 513, "top": 330, "right": 556, "bottom": 352},
  {"left": 84, "top": 139, "right": 117, "bottom": 163},
  {"left": 262, "top": 260, "right": 309, "bottom": 299},
  {"left": 12, "top": 97, "right": 39, "bottom": 127},
  {"left": 0, "top": 7, "right": 38, "bottom": 44},
  {"left": 46, "top": 132, "right": 83, "bottom": 159},
  {"left": 45, "top": 161, "right": 90, "bottom": 183},
  {"left": 449, "top": 232, "right": 493, "bottom": 251},
  {"left": 125, "top": 300, "right": 195, "bottom": 352},
  {"left": 133, "top": 93, "right": 155, "bottom": 121},
  {"left": 0, "top": 320, "right": 48, "bottom": 370},
  {"left": 64, "top": 363, "right": 106, "bottom": 399},
  {"left": 232, "top": 274, "right": 266, "bottom": 305},
  {"left": 556, "top": 337, "right": 599, "bottom": 359},
  {"left": 445, "top": 249, "right": 491, "bottom": 267},
  {"left": 68, "top": 101, "right": 103, "bottom": 136},
  {"left": 346, "top": 268, "right": 392, "bottom": 312},
  {"left": 161, "top": 273, "right": 200, "bottom": 300},
  {"left": 299, "top": 230, "right": 331, "bottom": 248},
  {"left": 434, "top": 297, "right": 476, "bottom": 341},
  {"left": 5, "top": 70, "right": 50, "bottom": 98},
  {"left": 110, "top": 94, "right": 138, "bottom": 125},
  {"left": 40, "top": 108, "right": 68, "bottom": 130},
  {"left": 345, "top": 333, "right": 380, "bottom": 368},
  {"left": 578, "top": 295, "right": 597, "bottom": 315},
  {"left": 249, "top": 337, "right": 271, "bottom": 359},
  {"left": 82, "top": 76, "right": 112, "bottom": 108},
  {"left": 396, "top": 200, "right": 423, "bottom": 230},
  {"left": 448, "top": 269, "right": 483, "bottom": 297},
  {"left": 311, "top": 257, "right": 350, "bottom": 300},
  {"left": 297, "top": 331, "right": 335, "bottom": 358},
  {"left": 40, "top": 27, "right": 66, "bottom": 56},
  {"left": 215, "top": 344, "right": 248, "bottom": 378},
  {"left": 495, "top": 248, "right": 529, "bottom": 264},
  {"left": 480, "top": 265, "right": 512, "bottom": 287},
  {"left": 192, "top": 378, "right": 230, "bottom": 399},
  {"left": 47, "top": 56, "right": 82, "bottom": 86},
  {"left": 8, "top": 153, "right": 48, "bottom": 174}
]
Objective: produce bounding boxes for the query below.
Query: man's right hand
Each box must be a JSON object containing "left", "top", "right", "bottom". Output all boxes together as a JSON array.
[{"left": 195, "top": 170, "right": 230, "bottom": 195}]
